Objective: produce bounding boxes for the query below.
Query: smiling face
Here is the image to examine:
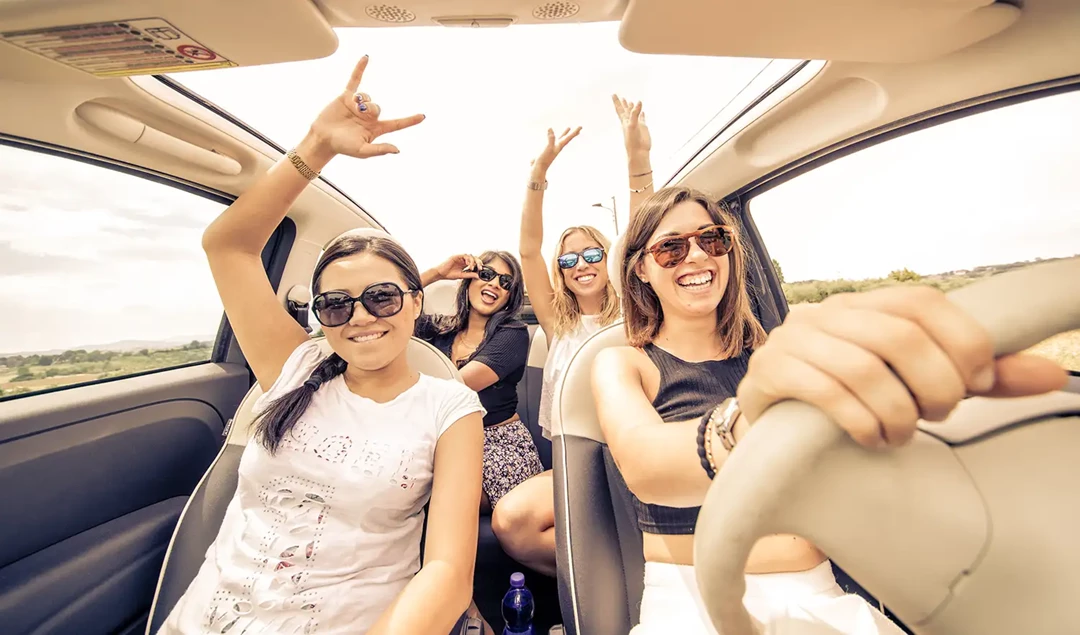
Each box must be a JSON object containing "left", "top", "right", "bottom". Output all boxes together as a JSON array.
[
  {"left": 559, "top": 229, "right": 610, "bottom": 301},
  {"left": 467, "top": 255, "right": 514, "bottom": 317},
  {"left": 636, "top": 200, "right": 731, "bottom": 319},
  {"left": 316, "top": 251, "right": 422, "bottom": 372}
]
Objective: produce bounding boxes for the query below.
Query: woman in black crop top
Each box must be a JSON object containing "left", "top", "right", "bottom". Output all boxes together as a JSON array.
[
  {"left": 591, "top": 187, "right": 1066, "bottom": 634},
  {"left": 416, "top": 250, "right": 541, "bottom": 518}
]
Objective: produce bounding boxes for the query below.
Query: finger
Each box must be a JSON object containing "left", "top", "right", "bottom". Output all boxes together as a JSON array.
[
  {"left": 345, "top": 56, "right": 369, "bottom": 93},
  {"left": 611, "top": 94, "right": 625, "bottom": 115},
  {"left": 375, "top": 113, "right": 426, "bottom": 135},
  {"left": 795, "top": 306, "right": 968, "bottom": 422},
  {"left": 630, "top": 101, "right": 642, "bottom": 124},
  {"left": 640, "top": 109, "right": 647, "bottom": 124},
  {"left": 557, "top": 126, "right": 582, "bottom": 150},
  {"left": 357, "top": 101, "right": 381, "bottom": 119},
  {"left": 981, "top": 353, "right": 1068, "bottom": 397},
  {"left": 767, "top": 321, "right": 924, "bottom": 445},
  {"left": 739, "top": 348, "right": 886, "bottom": 449},
  {"left": 546, "top": 128, "right": 556, "bottom": 148},
  {"left": 355, "top": 143, "right": 399, "bottom": 158},
  {"left": 825, "top": 286, "right": 995, "bottom": 394}
]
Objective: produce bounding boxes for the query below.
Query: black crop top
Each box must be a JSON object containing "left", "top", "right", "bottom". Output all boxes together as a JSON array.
[
  {"left": 633, "top": 343, "right": 749, "bottom": 535},
  {"left": 416, "top": 316, "right": 529, "bottom": 427}
]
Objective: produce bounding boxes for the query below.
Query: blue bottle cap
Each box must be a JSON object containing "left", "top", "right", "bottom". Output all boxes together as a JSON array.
[{"left": 510, "top": 572, "right": 525, "bottom": 588}]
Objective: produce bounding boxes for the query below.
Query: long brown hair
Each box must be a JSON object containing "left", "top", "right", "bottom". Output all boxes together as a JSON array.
[
  {"left": 549, "top": 225, "right": 620, "bottom": 337},
  {"left": 620, "top": 186, "right": 767, "bottom": 357}
]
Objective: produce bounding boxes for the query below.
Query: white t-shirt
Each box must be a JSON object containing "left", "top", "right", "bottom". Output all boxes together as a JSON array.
[
  {"left": 159, "top": 339, "right": 484, "bottom": 635},
  {"left": 538, "top": 315, "right": 604, "bottom": 439}
]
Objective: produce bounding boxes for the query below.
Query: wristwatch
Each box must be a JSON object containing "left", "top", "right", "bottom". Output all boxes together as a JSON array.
[
  {"left": 526, "top": 180, "right": 548, "bottom": 191},
  {"left": 711, "top": 397, "right": 741, "bottom": 452}
]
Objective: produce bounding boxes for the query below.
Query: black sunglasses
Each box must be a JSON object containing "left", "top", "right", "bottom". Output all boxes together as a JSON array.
[
  {"left": 312, "top": 282, "right": 418, "bottom": 327},
  {"left": 476, "top": 266, "right": 514, "bottom": 291},
  {"left": 557, "top": 247, "right": 605, "bottom": 269}
]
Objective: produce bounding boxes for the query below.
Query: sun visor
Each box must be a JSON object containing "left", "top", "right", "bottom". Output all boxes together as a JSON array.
[
  {"left": 618, "top": 0, "right": 1021, "bottom": 63},
  {"left": 0, "top": 0, "right": 337, "bottom": 79}
]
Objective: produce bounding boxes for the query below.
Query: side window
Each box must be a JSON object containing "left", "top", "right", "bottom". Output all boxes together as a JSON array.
[
  {"left": 751, "top": 89, "right": 1080, "bottom": 373},
  {"left": 0, "top": 144, "right": 227, "bottom": 399}
]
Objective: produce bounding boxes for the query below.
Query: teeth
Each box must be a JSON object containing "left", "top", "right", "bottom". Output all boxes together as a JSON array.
[
  {"left": 482, "top": 291, "right": 498, "bottom": 300},
  {"left": 350, "top": 332, "right": 384, "bottom": 343},
  {"left": 576, "top": 274, "right": 596, "bottom": 283},
  {"left": 678, "top": 272, "right": 714, "bottom": 286}
]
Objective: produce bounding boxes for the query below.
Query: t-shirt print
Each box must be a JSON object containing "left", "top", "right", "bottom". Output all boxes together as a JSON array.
[{"left": 159, "top": 339, "right": 484, "bottom": 635}]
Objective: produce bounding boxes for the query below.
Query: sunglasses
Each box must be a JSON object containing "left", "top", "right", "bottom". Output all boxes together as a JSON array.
[
  {"left": 557, "top": 247, "right": 605, "bottom": 269},
  {"left": 645, "top": 224, "right": 735, "bottom": 268},
  {"left": 476, "top": 266, "right": 514, "bottom": 291},
  {"left": 311, "top": 282, "right": 417, "bottom": 327}
]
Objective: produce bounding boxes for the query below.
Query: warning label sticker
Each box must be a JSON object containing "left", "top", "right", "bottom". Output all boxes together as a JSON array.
[{"left": 0, "top": 17, "right": 236, "bottom": 77}]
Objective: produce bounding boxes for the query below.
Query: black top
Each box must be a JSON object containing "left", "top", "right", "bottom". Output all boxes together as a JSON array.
[
  {"left": 416, "top": 316, "right": 529, "bottom": 427},
  {"left": 633, "top": 343, "right": 749, "bottom": 535}
]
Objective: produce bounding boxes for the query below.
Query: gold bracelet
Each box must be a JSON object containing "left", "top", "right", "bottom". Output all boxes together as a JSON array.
[
  {"left": 630, "top": 181, "right": 653, "bottom": 193},
  {"left": 631, "top": 169, "right": 653, "bottom": 178},
  {"left": 704, "top": 415, "right": 718, "bottom": 476},
  {"left": 286, "top": 148, "right": 320, "bottom": 181}
]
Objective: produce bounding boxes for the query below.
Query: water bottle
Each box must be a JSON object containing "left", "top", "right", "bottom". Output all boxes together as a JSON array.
[{"left": 501, "top": 572, "right": 535, "bottom": 635}]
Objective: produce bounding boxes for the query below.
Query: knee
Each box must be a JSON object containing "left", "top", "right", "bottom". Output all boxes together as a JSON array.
[{"left": 491, "top": 494, "right": 535, "bottom": 553}]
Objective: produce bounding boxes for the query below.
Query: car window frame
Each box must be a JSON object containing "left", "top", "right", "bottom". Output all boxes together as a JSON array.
[
  {"left": 736, "top": 78, "right": 1080, "bottom": 375},
  {"left": 0, "top": 136, "right": 295, "bottom": 402}
]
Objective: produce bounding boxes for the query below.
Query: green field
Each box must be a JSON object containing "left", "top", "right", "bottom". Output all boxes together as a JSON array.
[
  {"left": 780, "top": 258, "right": 1080, "bottom": 371},
  {"left": 0, "top": 341, "right": 213, "bottom": 398}
]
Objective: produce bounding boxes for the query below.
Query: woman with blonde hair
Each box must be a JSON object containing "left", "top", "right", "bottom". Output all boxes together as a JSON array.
[{"left": 490, "top": 94, "right": 655, "bottom": 578}]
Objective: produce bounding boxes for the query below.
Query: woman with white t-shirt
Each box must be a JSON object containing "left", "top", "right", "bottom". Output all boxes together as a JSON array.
[
  {"left": 159, "top": 57, "right": 485, "bottom": 635},
  {"left": 490, "top": 95, "right": 654, "bottom": 577}
]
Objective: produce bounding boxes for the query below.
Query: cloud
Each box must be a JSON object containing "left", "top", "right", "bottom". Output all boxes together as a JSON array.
[{"left": 0, "top": 241, "right": 95, "bottom": 275}]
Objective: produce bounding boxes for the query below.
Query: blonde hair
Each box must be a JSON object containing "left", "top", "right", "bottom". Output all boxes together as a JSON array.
[
  {"left": 620, "top": 187, "right": 767, "bottom": 357},
  {"left": 549, "top": 225, "right": 621, "bottom": 337}
]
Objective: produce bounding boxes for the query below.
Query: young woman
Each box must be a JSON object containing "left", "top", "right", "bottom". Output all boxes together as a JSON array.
[
  {"left": 159, "top": 58, "right": 485, "bottom": 635},
  {"left": 416, "top": 250, "right": 541, "bottom": 516},
  {"left": 489, "top": 94, "right": 654, "bottom": 577},
  {"left": 592, "top": 186, "right": 1067, "bottom": 634}
]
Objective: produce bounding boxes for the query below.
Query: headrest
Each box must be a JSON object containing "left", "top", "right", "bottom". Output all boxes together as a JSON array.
[
  {"left": 225, "top": 337, "right": 461, "bottom": 446},
  {"left": 424, "top": 279, "right": 460, "bottom": 315},
  {"left": 551, "top": 321, "right": 628, "bottom": 443}
]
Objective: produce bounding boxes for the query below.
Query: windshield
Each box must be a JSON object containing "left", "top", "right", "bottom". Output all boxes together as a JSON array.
[{"left": 170, "top": 23, "right": 770, "bottom": 270}]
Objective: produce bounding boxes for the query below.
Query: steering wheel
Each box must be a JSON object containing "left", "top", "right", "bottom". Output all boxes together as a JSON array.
[{"left": 694, "top": 258, "right": 1080, "bottom": 635}]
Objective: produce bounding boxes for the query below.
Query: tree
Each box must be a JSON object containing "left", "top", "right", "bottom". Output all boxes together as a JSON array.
[
  {"left": 888, "top": 268, "right": 921, "bottom": 282},
  {"left": 771, "top": 258, "right": 785, "bottom": 284}
]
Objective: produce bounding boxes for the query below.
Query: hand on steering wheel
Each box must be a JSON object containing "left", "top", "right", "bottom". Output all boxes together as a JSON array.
[{"left": 737, "top": 285, "right": 1069, "bottom": 449}]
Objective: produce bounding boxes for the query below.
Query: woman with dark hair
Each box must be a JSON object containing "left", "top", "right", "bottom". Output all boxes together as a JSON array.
[
  {"left": 417, "top": 250, "right": 540, "bottom": 515},
  {"left": 593, "top": 185, "right": 1067, "bottom": 633},
  {"left": 159, "top": 58, "right": 486, "bottom": 634}
]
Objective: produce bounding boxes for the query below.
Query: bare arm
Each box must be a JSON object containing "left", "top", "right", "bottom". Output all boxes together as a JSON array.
[
  {"left": 368, "top": 412, "right": 484, "bottom": 634},
  {"left": 458, "top": 361, "right": 500, "bottom": 393},
  {"left": 592, "top": 347, "right": 740, "bottom": 508},
  {"left": 202, "top": 134, "right": 329, "bottom": 392},
  {"left": 203, "top": 56, "right": 424, "bottom": 391},
  {"left": 612, "top": 95, "right": 654, "bottom": 227},
  {"left": 519, "top": 127, "right": 581, "bottom": 339}
]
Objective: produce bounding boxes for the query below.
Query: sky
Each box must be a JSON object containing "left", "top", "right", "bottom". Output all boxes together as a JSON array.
[{"left": 1, "top": 22, "right": 1078, "bottom": 355}]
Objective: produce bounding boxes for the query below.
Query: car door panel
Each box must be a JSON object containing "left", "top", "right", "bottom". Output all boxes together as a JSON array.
[{"left": 0, "top": 363, "right": 249, "bottom": 635}]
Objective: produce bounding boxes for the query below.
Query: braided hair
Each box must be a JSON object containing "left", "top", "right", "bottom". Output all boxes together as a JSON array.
[{"left": 253, "top": 234, "right": 423, "bottom": 454}]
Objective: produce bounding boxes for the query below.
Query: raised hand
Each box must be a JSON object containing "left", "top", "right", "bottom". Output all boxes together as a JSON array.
[
  {"left": 530, "top": 127, "right": 582, "bottom": 175},
  {"left": 612, "top": 94, "right": 651, "bottom": 157},
  {"left": 436, "top": 254, "right": 483, "bottom": 281},
  {"left": 307, "top": 56, "right": 426, "bottom": 160}
]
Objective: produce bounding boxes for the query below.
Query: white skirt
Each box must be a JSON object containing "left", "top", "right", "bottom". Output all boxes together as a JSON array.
[{"left": 631, "top": 560, "right": 906, "bottom": 635}]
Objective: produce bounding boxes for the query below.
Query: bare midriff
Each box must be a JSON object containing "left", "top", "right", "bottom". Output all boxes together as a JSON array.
[{"left": 642, "top": 532, "right": 827, "bottom": 574}]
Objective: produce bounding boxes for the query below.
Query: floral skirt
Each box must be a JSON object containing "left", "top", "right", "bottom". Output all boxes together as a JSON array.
[{"left": 482, "top": 419, "right": 544, "bottom": 507}]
